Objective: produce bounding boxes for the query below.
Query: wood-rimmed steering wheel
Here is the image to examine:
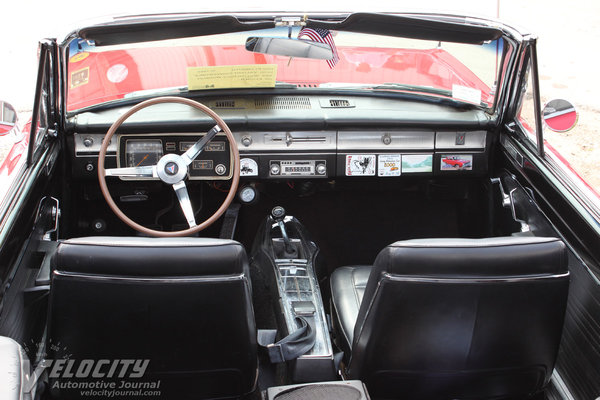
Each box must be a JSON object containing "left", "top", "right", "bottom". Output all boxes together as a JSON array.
[{"left": 97, "top": 96, "right": 240, "bottom": 237}]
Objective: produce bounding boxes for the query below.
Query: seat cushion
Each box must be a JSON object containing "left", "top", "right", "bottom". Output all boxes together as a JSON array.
[{"left": 330, "top": 266, "right": 371, "bottom": 353}]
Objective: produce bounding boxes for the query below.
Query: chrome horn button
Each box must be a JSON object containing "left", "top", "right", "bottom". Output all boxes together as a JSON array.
[{"left": 156, "top": 154, "right": 188, "bottom": 184}]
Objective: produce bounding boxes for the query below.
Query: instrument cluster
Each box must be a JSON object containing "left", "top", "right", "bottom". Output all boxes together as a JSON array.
[{"left": 117, "top": 134, "right": 232, "bottom": 180}]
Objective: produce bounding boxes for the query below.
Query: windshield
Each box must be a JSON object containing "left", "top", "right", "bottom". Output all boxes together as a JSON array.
[{"left": 66, "top": 25, "right": 507, "bottom": 112}]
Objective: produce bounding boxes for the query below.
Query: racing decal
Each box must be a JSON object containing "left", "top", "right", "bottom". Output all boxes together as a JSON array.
[
  {"left": 70, "top": 67, "right": 89, "bottom": 89},
  {"left": 401, "top": 154, "right": 433, "bottom": 173},
  {"left": 440, "top": 154, "right": 473, "bottom": 171},
  {"left": 240, "top": 158, "right": 258, "bottom": 176},
  {"left": 378, "top": 154, "right": 401, "bottom": 177},
  {"left": 69, "top": 52, "right": 89, "bottom": 63},
  {"left": 107, "top": 64, "right": 129, "bottom": 83},
  {"left": 346, "top": 155, "right": 375, "bottom": 176}
]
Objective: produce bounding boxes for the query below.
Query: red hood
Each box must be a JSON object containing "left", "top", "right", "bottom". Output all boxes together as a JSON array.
[{"left": 67, "top": 45, "right": 491, "bottom": 111}]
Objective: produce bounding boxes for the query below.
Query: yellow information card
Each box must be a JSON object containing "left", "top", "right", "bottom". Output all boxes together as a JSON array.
[{"left": 187, "top": 65, "right": 278, "bottom": 91}]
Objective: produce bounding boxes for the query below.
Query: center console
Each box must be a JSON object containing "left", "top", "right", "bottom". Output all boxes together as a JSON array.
[{"left": 251, "top": 207, "right": 336, "bottom": 382}]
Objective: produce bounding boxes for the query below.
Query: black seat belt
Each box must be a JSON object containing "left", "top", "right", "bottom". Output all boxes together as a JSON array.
[{"left": 257, "top": 316, "right": 316, "bottom": 363}]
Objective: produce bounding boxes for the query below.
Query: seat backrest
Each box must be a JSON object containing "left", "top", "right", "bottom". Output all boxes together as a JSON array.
[
  {"left": 348, "top": 236, "right": 569, "bottom": 400},
  {"left": 47, "top": 237, "right": 257, "bottom": 400}
]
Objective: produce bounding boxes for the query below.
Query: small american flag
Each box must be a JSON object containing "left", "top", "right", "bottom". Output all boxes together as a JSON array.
[{"left": 298, "top": 27, "right": 339, "bottom": 69}]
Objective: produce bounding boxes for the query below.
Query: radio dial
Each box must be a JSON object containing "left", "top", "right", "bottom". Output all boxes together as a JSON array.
[
  {"left": 270, "top": 163, "right": 281, "bottom": 175},
  {"left": 316, "top": 163, "right": 326, "bottom": 175}
]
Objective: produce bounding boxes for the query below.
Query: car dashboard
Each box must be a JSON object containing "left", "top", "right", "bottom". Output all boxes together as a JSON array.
[{"left": 69, "top": 94, "right": 492, "bottom": 183}]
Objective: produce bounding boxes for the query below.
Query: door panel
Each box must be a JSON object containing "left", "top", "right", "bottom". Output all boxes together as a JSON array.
[
  {"left": 499, "top": 133, "right": 600, "bottom": 400},
  {"left": 0, "top": 40, "right": 60, "bottom": 351}
]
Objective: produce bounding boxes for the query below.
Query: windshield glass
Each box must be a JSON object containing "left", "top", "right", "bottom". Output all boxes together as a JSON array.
[{"left": 66, "top": 26, "right": 507, "bottom": 112}]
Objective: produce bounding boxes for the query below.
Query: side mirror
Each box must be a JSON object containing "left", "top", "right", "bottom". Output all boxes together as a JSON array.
[
  {"left": 245, "top": 37, "right": 333, "bottom": 60},
  {"left": 0, "top": 100, "right": 23, "bottom": 143},
  {"left": 543, "top": 99, "right": 578, "bottom": 132}
]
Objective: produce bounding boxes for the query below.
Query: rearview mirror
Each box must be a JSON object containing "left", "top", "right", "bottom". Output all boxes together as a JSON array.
[
  {"left": 543, "top": 99, "right": 578, "bottom": 132},
  {"left": 245, "top": 37, "right": 333, "bottom": 60}
]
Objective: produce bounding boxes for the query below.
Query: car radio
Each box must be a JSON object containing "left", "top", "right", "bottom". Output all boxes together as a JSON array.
[{"left": 269, "top": 160, "right": 327, "bottom": 177}]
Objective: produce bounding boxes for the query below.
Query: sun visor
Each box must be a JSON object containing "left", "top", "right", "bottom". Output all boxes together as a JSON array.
[
  {"left": 307, "top": 13, "right": 503, "bottom": 45},
  {"left": 76, "top": 15, "right": 275, "bottom": 46}
]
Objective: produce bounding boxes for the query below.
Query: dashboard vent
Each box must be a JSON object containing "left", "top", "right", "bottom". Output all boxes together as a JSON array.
[
  {"left": 255, "top": 97, "right": 311, "bottom": 110},
  {"left": 319, "top": 98, "right": 355, "bottom": 108},
  {"left": 330, "top": 99, "right": 351, "bottom": 107},
  {"left": 213, "top": 100, "right": 237, "bottom": 109}
]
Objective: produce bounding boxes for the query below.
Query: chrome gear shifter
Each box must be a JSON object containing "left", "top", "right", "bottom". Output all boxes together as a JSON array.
[{"left": 271, "top": 206, "right": 297, "bottom": 256}]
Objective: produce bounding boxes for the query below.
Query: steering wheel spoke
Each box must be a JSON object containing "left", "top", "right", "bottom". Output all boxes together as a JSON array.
[
  {"left": 105, "top": 165, "right": 157, "bottom": 178},
  {"left": 172, "top": 181, "right": 197, "bottom": 228},
  {"left": 181, "top": 124, "right": 222, "bottom": 165}
]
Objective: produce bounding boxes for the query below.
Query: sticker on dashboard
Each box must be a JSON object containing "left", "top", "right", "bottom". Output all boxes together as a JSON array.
[
  {"left": 441, "top": 154, "right": 473, "bottom": 171},
  {"left": 401, "top": 154, "right": 433, "bottom": 173},
  {"left": 452, "top": 84, "right": 481, "bottom": 105},
  {"left": 378, "top": 155, "right": 401, "bottom": 177},
  {"left": 187, "top": 65, "right": 277, "bottom": 90},
  {"left": 346, "top": 155, "right": 376, "bottom": 176}
]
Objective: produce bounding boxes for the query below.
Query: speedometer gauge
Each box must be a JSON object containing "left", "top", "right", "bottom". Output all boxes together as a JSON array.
[{"left": 125, "top": 139, "right": 163, "bottom": 167}]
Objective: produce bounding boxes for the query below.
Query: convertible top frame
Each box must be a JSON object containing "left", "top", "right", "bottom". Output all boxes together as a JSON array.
[{"left": 69, "top": 12, "right": 509, "bottom": 47}]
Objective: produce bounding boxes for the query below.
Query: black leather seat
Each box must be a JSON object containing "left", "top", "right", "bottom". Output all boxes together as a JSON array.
[
  {"left": 47, "top": 237, "right": 257, "bottom": 399},
  {"left": 330, "top": 237, "right": 569, "bottom": 399}
]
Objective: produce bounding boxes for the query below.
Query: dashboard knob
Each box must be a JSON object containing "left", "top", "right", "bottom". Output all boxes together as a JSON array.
[
  {"left": 316, "top": 163, "right": 326, "bottom": 175},
  {"left": 83, "top": 137, "right": 94, "bottom": 147},
  {"left": 270, "top": 163, "right": 281, "bottom": 175},
  {"left": 215, "top": 164, "right": 226, "bottom": 175},
  {"left": 241, "top": 135, "right": 253, "bottom": 147}
]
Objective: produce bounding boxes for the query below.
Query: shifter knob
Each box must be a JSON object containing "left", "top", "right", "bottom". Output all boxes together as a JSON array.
[
  {"left": 271, "top": 206, "right": 295, "bottom": 256},
  {"left": 271, "top": 206, "right": 286, "bottom": 220}
]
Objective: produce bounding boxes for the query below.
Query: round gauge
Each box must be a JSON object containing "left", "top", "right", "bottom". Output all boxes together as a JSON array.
[
  {"left": 125, "top": 139, "right": 163, "bottom": 167},
  {"left": 238, "top": 186, "right": 257, "bottom": 204},
  {"left": 240, "top": 158, "right": 258, "bottom": 176}
]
